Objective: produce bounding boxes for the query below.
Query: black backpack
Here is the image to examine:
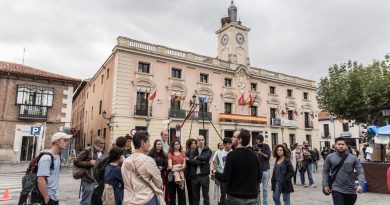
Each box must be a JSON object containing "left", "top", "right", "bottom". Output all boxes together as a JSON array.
[{"left": 18, "top": 152, "right": 54, "bottom": 205}]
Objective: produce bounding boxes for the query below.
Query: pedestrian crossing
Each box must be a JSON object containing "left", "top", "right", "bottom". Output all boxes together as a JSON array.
[{"left": 0, "top": 172, "right": 24, "bottom": 200}]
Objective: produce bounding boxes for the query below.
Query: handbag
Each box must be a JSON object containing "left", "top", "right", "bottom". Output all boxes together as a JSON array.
[{"left": 323, "top": 153, "right": 348, "bottom": 195}]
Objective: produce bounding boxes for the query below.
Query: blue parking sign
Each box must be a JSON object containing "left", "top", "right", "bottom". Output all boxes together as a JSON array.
[{"left": 31, "top": 126, "right": 41, "bottom": 136}]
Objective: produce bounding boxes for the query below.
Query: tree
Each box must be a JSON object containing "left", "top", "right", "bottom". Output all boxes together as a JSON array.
[{"left": 317, "top": 55, "right": 390, "bottom": 125}]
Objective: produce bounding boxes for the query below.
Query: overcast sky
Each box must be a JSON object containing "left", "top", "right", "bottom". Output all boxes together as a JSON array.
[{"left": 1, "top": 0, "right": 389, "bottom": 82}]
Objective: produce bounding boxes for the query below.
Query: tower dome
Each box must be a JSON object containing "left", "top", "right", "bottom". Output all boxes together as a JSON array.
[{"left": 228, "top": 0, "right": 237, "bottom": 22}]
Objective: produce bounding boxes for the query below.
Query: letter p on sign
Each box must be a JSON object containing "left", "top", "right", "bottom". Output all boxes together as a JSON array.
[{"left": 31, "top": 126, "right": 41, "bottom": 136}]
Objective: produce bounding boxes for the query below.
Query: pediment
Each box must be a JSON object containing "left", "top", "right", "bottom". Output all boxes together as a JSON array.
[{"left": 134, "top": 77, "right": 155, "bottom": 88}]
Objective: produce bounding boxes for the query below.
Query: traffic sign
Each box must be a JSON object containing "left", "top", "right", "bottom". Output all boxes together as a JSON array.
[{"left": 30, "top": 126, "right": 41, "bottom": 136}]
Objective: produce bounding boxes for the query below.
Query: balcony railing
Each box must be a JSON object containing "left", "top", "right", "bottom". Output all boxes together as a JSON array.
[
  {"left": 305, "top": 120, "right": 314, "bottom": 128},
  {"left": 281, "top": 119, "right": 298, "bottom": 128},
  {"left": 169, "top": 109, "right": 212, "bottom": 121},
  {"left": 271, "top": 118, "right": 281, "bottom": 126},
  {"left": 134, "top": 105, "right": 152, "bottom": 116},
  {"left": 19, "top": 105, "right": 48, "bottom": 120}
]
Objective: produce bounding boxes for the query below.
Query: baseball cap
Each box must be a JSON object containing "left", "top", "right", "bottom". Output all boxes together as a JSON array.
[{"left": 51, "top": 132, "right": 73, "bottom": 142}]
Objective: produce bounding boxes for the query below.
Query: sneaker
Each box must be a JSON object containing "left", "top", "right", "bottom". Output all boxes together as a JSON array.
[
  {"left": 302, "top": 184, "right": 308, "bottom": 188},
  {"left": 310, "top": 184, "right": 317, "bottom": 188}
]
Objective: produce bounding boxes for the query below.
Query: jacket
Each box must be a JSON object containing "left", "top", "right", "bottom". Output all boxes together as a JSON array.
[
  {"left": 122, "top": 153, "right": 163, "bottom": 205},
  {"left": 73, "top": 146, "right": 102, "bottom": 181},
  {"left": 187, "top": 146, "right": 212, "bottom": 177},
  {"left": 271, "top": 159, "right": 294, "bottom": 193}
]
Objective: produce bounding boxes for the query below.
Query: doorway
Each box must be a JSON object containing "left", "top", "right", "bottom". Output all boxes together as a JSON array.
[{"left": 20, "top": 136, "right": 37, "bottom": 161}]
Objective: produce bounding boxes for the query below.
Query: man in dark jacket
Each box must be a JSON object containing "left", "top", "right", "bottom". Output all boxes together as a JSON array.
[
  {"left": 73, "top": 137, "right": 105, "bottom": 205},
  {"left": 187, "top": 135, "right": 212, "bottom": 205},
  {"left": 252, "top": 135, "right": 271, "bottom": 205},
  {"left": 212, "top": 129, "right": 261, "bottom": 204}
]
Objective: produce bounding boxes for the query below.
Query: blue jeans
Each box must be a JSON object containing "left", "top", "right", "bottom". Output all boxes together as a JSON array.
[
  {"left": 80, "top": 179, "right": 96, "bottom": 205},
  {"left": 299, "top": 163, "right": 314, "bottom": 185},
  {"left": 225, "top": 194, "right": 258, "bottom": 205},
  {"left": 262, "top": 169, "right": 271, "bottom": 205},
  {"left": 272, "top": 181, "right": 290, "bottom": 205}
]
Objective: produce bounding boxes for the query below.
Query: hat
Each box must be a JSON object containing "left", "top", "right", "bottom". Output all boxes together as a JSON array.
[{"left": 51, "top": 132, "right": 72, "bottom": 143}]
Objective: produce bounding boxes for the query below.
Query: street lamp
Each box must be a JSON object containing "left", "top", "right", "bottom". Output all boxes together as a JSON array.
[{"left": 101, "top": 110, "right": 110, "bottom": 119}]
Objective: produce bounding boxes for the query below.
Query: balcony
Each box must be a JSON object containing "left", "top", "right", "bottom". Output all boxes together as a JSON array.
[
  {"left": 19, "top": 105, "right": 48, "bottom": 120},
  {"left": 281, "top": 119, "right": 298, "bottom": 128},
  {"left": 271, "top": 118, "right": 281, "bottom": 126},
  {"left": 134, "top": 105, "right": 152, "bottom": 116},
  {"left": 219, "top": 113, "right": 267, "bottom": 124},
  {"left": 169, "top": 109, "right": 212, "bottom": 121},
  {"left": 305, "top": 120, "right": 314, "bottom": 128},
  {"left": 169, "top": 109, "right": 186, "bottom": 118}
]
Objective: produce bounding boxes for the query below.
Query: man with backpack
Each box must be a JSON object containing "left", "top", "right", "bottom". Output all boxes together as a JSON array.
[
  {"left": 300, "top": 141, "right": 316, "bottom": 188},
  {"left": 73, "top": 137, "right": 105, "bottom": 205},
  {"left": 18, "top": 132, "right": 72, "bottom": 205},
  {"left": 322, "top": 137, "right": 365, "bottom": 205}
]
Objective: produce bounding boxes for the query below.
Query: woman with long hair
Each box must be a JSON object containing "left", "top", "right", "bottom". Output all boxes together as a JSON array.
[
  {"left": 185, "top": 138, "right": 197, "bottom": 205},
  {"left": 271, "top": 144, "right": 294, "bottom": 205},
  {"left": 168, "top": 140, "right": 186, "bottom": 205},
  {"left": 148, "top": 139, "right": 169, "bottom": 204},
  {"left": 104, "top": 147, "right": 125, "bottom": 205}
]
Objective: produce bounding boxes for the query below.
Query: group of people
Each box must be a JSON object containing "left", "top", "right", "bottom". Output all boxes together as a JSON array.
[{"left": 29, "top": 128, "right": 366, "bottom": 205}]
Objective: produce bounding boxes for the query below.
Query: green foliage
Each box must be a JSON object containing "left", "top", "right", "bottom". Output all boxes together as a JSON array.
[{"left": 317, "top": 55, "right": 390, "bottom": 125}]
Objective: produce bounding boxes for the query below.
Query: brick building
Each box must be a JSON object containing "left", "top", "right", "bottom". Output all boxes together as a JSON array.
[
  {"left": 72, "top": 2, "right": 319, "bottom": 151},
  {"left": 0, "top": 61, "right": 81, "bottom": 162}
]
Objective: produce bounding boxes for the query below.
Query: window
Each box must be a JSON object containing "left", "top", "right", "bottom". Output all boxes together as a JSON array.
[
  {"left": 170, "top": 96, "right": 181, "bottom": 110},
  {"left": 250, "top": 106, "right": 257, "bottom": 116},
  {"left": 135, "top": 92, "right": 149, "bottom": 116},
  {"left": 306, "top": 135, "right": 312, "bottom": 145},
  {"left": 199, "top": 103, "right": 208, "bottom": 113},
  {"left": 224, "top": 78, "right": 232, "bottom": 87},
  {"left": 85, "top": 111, "right": 87, "bottom": 123},
  {"left": 16, "top": 85, "right": 54, "bottom": 107},
  {"left": 199, "top": 129, "right": 209, "bottom": 146},
  {"left": 288, "top": 110, "right": 293, "bottom": 120},
  {"left": 93, "top": 84, "right": 95, "bottom": 93},
  {"left": 303, "top": 92, "right": 308, "bottom": 100},
  {"left": 103, "top": 128, "right": 107, "bottom": 139},
  {"left": 287, "top": 89, "right": 293, "bottom": 97},
  {"left": 324, "top": 124, "right": 330, "bottom": 138},
  {"left": 200, "top": 73, "right": 208, "bottom": 83},
  {"left": 289, "top": 134, "right": 296, "bottom": 149},
  {"left": 171, "top": 68, "right": 182, "bottom": 78},
  {"left": 342, "top": 123, "right": 349, "bottom": 131},
  {"left": 101, "top": 75, "right": 104, "bottom": 84},
  {"left": 304, "top": 112, "right": 311, "bottom": 128},
  {"left": 99, "top": 100, "right": 102, "bottom": 115},
  {"left": 271, "top": 133, "right": 278, "bottom": 150},
  {"left": 224, "top": 103, "right": 232, "bottom": 114},
  {"left": 91, "top": 107, "right": 93, "bottom": 119},
  {"left": 270, "top": 86, "right": 275, "bottom": 94},
  {"left": 98, "top": 129, "right": 101, "bottom": 137},
  {"left": 106, "top": 69, "right": 109, "bottom": 79},
  {"left": 138, "top": 62, "right": 150, "bottom": 73},
  {"left": 251, "top": 83, "right": 257, "bottom": 91}
]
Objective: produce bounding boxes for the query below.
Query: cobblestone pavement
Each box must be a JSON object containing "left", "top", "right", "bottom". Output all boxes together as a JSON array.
[{"left": 1, "top": 162, "right": 389, "bottom": 205}]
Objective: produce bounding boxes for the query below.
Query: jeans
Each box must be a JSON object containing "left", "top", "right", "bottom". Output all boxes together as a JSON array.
[
  {"left": 192, "top": 175, "right": 210, "bottom": 205},
  {"left": 299, "top": 163, "right": 314, "bottom": 185},
  {"left": 168, "top": 181, "right": 186, "bottom": 205},
  {"left": 312, "top": 161, "right": 318, "bottom": 172},
  {"left": 80, "top": 179, "right": 96, "bottom": 205},
  {"left": 262, "top": 169, "right": 271, "bottom": 205},
  {"left": 145, "top": 195, "right": 158, "bottom": 205},
  {"left": 272, "top": 181, "right": 290, "bottom": 205},
  {"left": 219, "top": 182, "right": 228, "bottom": 205},
  {"left": 332, "top": 191, "right": 357, "bottom": 205},
  {"left": 225, "top": 194, "right": 258, "bottom": 205}
]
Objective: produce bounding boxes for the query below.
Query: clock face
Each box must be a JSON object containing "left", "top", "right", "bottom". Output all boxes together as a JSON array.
[
  {"left": 236, "top": 33, "right": 244, "bottom": 44},
  {"left": 221, "top": 34, "right": 229, "bottom": 45}
]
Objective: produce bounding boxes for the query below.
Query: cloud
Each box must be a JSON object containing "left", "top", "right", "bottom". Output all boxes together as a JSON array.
[{"left": 1, "top": 0, "right": 389, "bottom": 82}]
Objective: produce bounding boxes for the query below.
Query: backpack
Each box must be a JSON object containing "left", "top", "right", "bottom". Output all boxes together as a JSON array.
[
  {"left": 94, "top": 152, "right": 110, "bottom": 183},
  {"left": 18, "top": 152, "right": 54, "bottom": 205},
  {"left": 91, "top": 162, "right": 113, "bottom": 205}
]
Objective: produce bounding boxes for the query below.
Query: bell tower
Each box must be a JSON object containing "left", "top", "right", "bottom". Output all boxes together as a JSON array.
[{"left": 216, "top": 1, "right": 250, "bottom": 65}]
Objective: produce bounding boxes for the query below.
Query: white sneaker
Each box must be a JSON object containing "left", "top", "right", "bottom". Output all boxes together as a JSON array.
[
  {"left": 310, "top": 184, "right": 317, "bottom": 188},
  {"left": 302, "top": 184, "right": 308, "bottom": 188}
]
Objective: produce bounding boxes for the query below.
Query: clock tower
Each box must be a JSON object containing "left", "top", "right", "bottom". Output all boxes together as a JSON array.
[{"left": 216, "top": 1, "right": 250, "bottom": 65}]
